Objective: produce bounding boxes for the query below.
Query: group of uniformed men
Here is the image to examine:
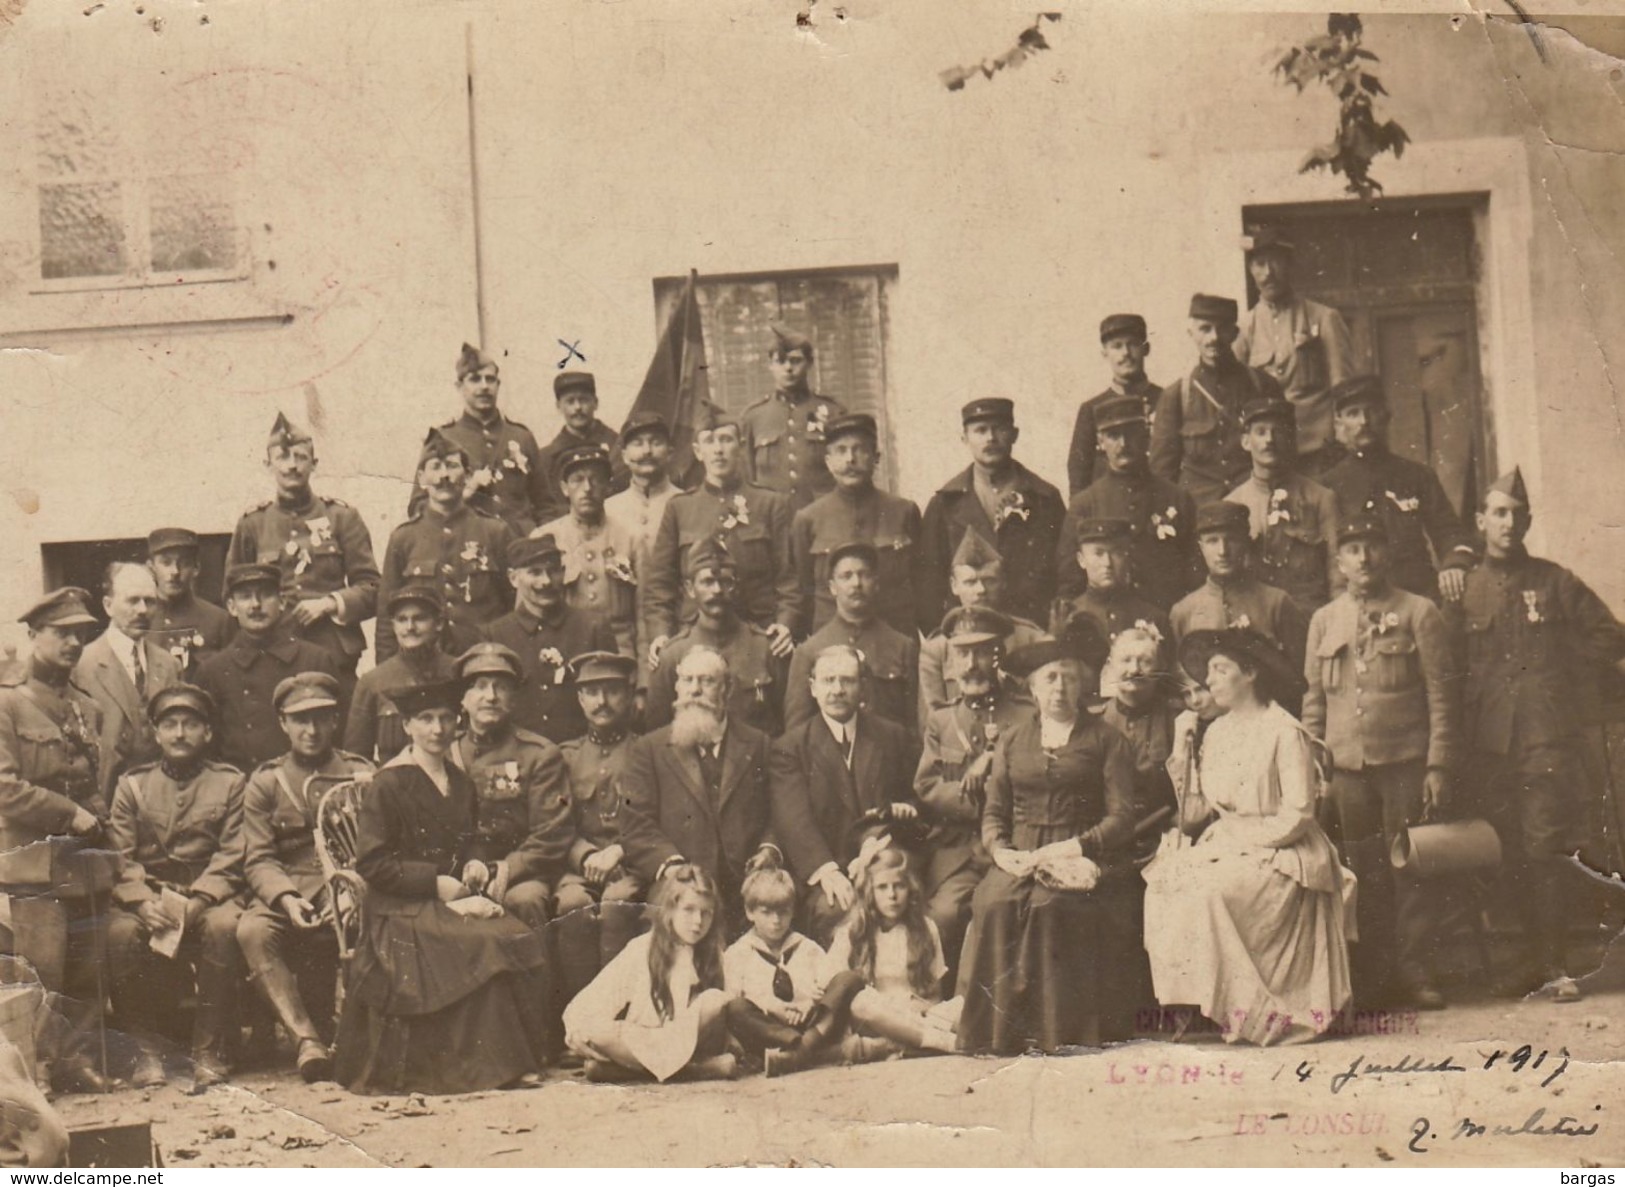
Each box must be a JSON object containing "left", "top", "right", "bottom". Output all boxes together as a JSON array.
[{"left": 1, "top": 226, "right": 1621, "bottom": 1106}]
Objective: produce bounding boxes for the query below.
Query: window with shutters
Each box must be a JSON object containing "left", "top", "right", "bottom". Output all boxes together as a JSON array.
[{"left": 652, "top": 265, "right": 899, "bottom": 490}]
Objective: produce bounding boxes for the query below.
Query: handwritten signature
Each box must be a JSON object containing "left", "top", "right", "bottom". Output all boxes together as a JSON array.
[{"left": 1409, "top": 1108, "right": 1602, "bottom": 1154}]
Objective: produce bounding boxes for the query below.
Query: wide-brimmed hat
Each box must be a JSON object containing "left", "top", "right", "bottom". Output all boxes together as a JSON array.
[{"left": 1179, "top": 628, "right": 1306, "bottom": 704}]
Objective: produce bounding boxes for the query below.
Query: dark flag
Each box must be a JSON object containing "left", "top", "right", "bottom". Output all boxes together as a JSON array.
[{"left": 624, "top": 269, "right": 712, "bottom": 486}]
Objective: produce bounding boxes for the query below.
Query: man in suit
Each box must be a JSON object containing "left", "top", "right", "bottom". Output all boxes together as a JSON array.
[
  {"left": 1068, "top": 313, "right": 1163, "bottom": 497},
  {"left": 75, "top": 563, "right": 182, "bottom": 798},
  {"left": 226, "top": 413, "right": 380, "bottom": 696},
  {"left": 1303, "top": 516, "right": 1458, "bottom": 1011},
  {"left": 618, "top": 646, "right": 779, "bottom": 931},
  {"left": 770, "top": 645, "right": 918, "bottom": 944},
  {"left": 146, "top": 527, "right": 234, "bottom": 677},
  {"left": 1149, "top": 294, "right": 1286, "bottom": 507},
  {"left": 0, "top": 589, "right": 127, "bottom": 1094},
  {"left": 919, "top": 398, "right": 1065, "bottom": 633},
  {"left": 195, "top": 565, "right": 343, "bottom": 772},
  {"left": 105, "top": 684, "right": 246, "bottom": 1088},
  {"left": 237, "top": 672, "right": 374, "bottom": 1083}
]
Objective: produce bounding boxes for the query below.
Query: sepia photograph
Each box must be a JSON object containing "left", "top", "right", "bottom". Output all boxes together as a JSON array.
[{"left": 0, "top": 0, "right": 1623, "bottom": 1170}]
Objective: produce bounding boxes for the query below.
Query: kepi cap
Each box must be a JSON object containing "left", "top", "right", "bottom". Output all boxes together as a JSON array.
[
  {"left": 823, "top": 412, "right": 878, "bottom": 445},
  {"left": 273, "top": 672, "right": 341, "bottom": 716},
  {"left": 455, "top": 641, "right": 525, "bottom": 683},
  {"left": 146, "top": 527, "right": 200, "bottom": 557},
  {"left": 1094, "top": 394, "right": 1148, "bottom": 433},
  {"left": 554, "top": 371, "right": 596, "bottom": 399},
  {"left": 1330, "top": 374, "right": 1387, "bottom": 413},
  {"left": 1073, "top": 518, "right": 1134, "bottom": 547},
  {"left": 224, "top": 563, "right": 282, "bottom": 595},
  {"left": 568, "top": 650, "right": 638, "bottom": 685},
  {"left": 961, "top": 398, "right": 1015, "bottom": 426},
  {"left": 827, "top": 540, "right": 879, "bottom": 572},
  {"left": 1188, "top": 293, "right": 1239, "bottom": 324},
  {"left": 554, "top": 442, "right": 613, "bottom": 484},
  {"left": 385, "top": 583, "right": 445, "bottom": 618},
  {"left": 147, "top": 682, "right": 216, "bottom": 725},
  {"left": 619, "top": 409, "right": 671, "bottom": 442},
  {"left": 1242, "top": 226, "right": 1296, "bottom": 257},
  {"left": 1336, "top": 514, "right": 1389, "bottom": 547},
  {"left": 1195, "top": 501, "right": 1252, "bottom": 536},
  {"left": 508, "top": 534, "right": 562, "bottom": 569},
  {"left": 1099, "top": 313, "right": 1147, "bottom": 343},
  {"left": 20, "top": 587, "right": 98, "bottom": 630},
  {"left": 1239, "top": 397, "right": 1295, "bottom": 429}
]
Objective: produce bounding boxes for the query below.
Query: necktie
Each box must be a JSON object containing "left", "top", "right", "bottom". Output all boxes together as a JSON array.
[
  {"left": 697, "top": 744, "right": 721, "bottom": 800},
  {"left": 133, "top": 645, "right": 147, "bottom": 700},
  {"left": 842, "top": 727, "right": 854, "bottom": 769},
  {"left": 754, "top": 945, "right": 797, "bottom": 1002}
]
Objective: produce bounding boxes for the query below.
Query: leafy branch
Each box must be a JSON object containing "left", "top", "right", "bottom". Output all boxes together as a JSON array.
[
  {"left": 1273, "top": 13, "right": 1409, "bottom": 198},
  {"left": 941, "top": 13, "right": 1061, "bottom": 92}
]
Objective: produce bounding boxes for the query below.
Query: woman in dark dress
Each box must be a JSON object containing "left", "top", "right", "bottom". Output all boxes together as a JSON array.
[
  {"left": 334, "top": 680, "right": 552, "bottom": 1094},
  {"left": 956, "top": 624, "right": 1146, "bottom": 1054}
]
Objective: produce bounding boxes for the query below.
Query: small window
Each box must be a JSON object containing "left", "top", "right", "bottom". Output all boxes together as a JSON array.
[
  {"left": 39, "top": 535, "right": 233, "bottom": 622},
  {"left": 653, "top": 265, "right": 899, "bottom": 489}
]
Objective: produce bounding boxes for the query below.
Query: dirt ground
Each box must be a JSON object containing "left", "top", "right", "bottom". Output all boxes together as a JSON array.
[{"left": 51, "top": 963, "right": 1625, "bottom": 1169}]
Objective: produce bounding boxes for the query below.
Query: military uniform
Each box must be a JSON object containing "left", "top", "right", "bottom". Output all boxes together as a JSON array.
[
  {"left": 343, "top": 649, "right": 458, "bottom": 763},
  {"left": 918, "top": 616, "right": 1046, "bottom": 718},
  {"left": 1056, "top": 471, "right": 1199, "bottom": 610},
  {"left": 533, "top": 421, "right": 624, "bottom": 526},
  {"left": 741, "top": 389, "right": 847, "bottom": 510},
  {"left": 919, "top": 461, "right": 1066, "bottom": 634},
  {"left": 1444, "top": 518, "right": 1625, "bottom": 981},
  {"left": 150, "top": 595, "right": 235, "bottom": 678},
  {"left": 105, "top": 755, "right": 247, "bottom": 1065},
  {"left": 1236, "top": 295, "right": 1354, "bottom": 461},
  {"left": 195, "top": 633, "right": 344, "bottom": 772},
  {"left": 1051, "top": 588, "right": 1172, "bottom": 666},
  {"left": 238, "top": 738, "right": 374, "bottom": 1054},
  {"left": 605, "top": 477, "right": 681, "bottom": 685},
  {"left": 226, "top": 493, "right": 381, "bottom": 674},
  {"left": 450, "top": 724, "right": 573, "bottom": 931},
  {"left": 1226, "top": 472, "right": 1341, "bottom": 610},
  {"left": 1171, "top": 576, "right": 1309, "bottom": 676},
  {"left": 425, "top": 411, "right": 544, "bottom": 534},
  {"left": 1320, "top": 448, "right": 1475, "bottom": 600},
  {"left": 1067, "top": 378, "right": 1162, "bottom": 498},
  {"left": 791, "top": 484, "right": 921, "bottom": 637},
  {"left": 480, "top": 605, "right": 615, "bottom": 743},
  {"left": 644, "top": 481, "right": 801, "bottom": 641},
  {"left": 914, "top": 692, "right": 1034, "bottom": 975},
  {"left": 1149, "top": 360, "right": 1285, "bottom": 507},
  {"left": 376, "top": 505, "right": 516, "bottom": 662},
  {"left": 535, "top": 513, "right": 639, "bottom": 660},
  {"left": 1303, "top": 525, "right": 1458, "bottom": 999},
  {"left": 784, "top": 616, "right": 919, "bottom": 740},
  {"left": 646, "top": 617, "right": 786, "bottom": 737}
]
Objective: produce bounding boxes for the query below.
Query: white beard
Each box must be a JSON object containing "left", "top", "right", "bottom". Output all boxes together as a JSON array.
[{"left": 671, "top": 703, "right": 725, "bottom": 749}]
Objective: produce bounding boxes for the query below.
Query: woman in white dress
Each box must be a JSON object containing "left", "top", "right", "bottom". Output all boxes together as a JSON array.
[{"left": 1143, "top": 628, "right": 1353, "bottom": 1046}]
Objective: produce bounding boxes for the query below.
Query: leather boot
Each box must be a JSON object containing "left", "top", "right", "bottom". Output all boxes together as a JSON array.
[{"left": 249, "top": 961, "right": 322, "bottom": 1045}]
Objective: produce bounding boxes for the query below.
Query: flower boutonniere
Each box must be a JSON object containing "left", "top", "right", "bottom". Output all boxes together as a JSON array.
[
  {"left": 1366, "top": 609, "right": 1402, "bottom": 636},
  {"left": 460, "top": 540, "right": 489, "bottom": 569},
  {"left": 538, "top": 646, "right": 568, "bottom": 683},
  {"left": 502, "top": 440, "right": 530, "bottom": 474},
  {"left": 604, "top": 547, "right": 635, "bottom": 584},
  {"left": 1266, "top": 489, "right": 1292, "bottom": 526},
  {"left": 807, "top": 402, "right": 832, "bottom": 440},
  {"left": 1385, "top": 489, "right": 1420, "bottom": 514},
  {"left": 166, "top": 641, "right": 190, "bottom": 668},
  {"left": 1523, "top": 590, "right": 1545, "bottom": 624},
  {"left": 466, "top": 465, "right": 496, "bottom": 494},
  {"left": 283, "top": 537, "right": 312, "bottom": 577},
  {"left": 1132, "top": 618, "right": 1164, "bottom": 645},
  {"left": 1151, "top": 505, "right": 1179, "bottom": 541},
  {"left": 719, "top": 493, "right": 751, "bottom": 531},
  {"left": 306, "top": 516, "right": 334, "bottom": 548},
  {"left": 1228, "top": 613, "right": 1252, "bottom": 630},
  {"left": 994, "top": 490, "right": 1030, "bottom": 530}
]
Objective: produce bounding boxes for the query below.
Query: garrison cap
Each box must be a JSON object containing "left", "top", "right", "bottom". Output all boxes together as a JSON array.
[
  {"left": 147, "top": 682, "right": 216, "bottom": 725},
  {"left": 1330, "top": 374, "right": 1387, "bottom": 413},
  {"left": 769, "top": 323, "right": 814, "bottom": 356},
  {"left": 507, "top": 534, "right": 562, "bottom": 569},
  {"left": 385, "top": 583, "right": 445, "bottom": 618},
  {"left": 1188, "top": 294, "right": 1239, "bottom": 324},
  {"left": 1242, "top": 226, "right": 1296, "bottom": 257},
  {"left": 1072, "top": 518, "right": 1134, "bottom": 547},
  {"left": 619, "top": 409, "right": 671, "bottom": 442},
  {"left": 456, "top": 343, "right": 498, "bottom": 379},
  {"left": 1239, "top": 396, "right": 1295, "bottom": 429},
  {"left": 1336, "top": 515, "right": 1389, "bottom": 547},
  {"left": 1486, "top": 466, "right": 1529, "bottom": 508},
  {"left": 693, "top": 403, "right": 742, "bottom": 435},
  {"left": 828, "top": 540, "right": 879, "bottom": 572},
  {"left": 823, "top": 412, "right": 878, "bottom": 445},
  {"left": 940, "top": 605, "right": 1013, "bottom": 647},
  {"left": 555, "top": 442, "right": 613, "bottom": 484},
  {"left": 455, "top": 641, "right": 525, "bottom": 683},
  {"left": 385, "top": 679, "right": 464, "bottom": 718},
  {"left": 950, "top": 528, "right": 1002, "bottom": 571},
  {"left": 1094, "top": 394, "right": 1149, "bottom": 433},
  {"left": 20, "top": 587, "right": 98, "bottom": 630},
  {"left": 1194, "top": 501, "right": 1252, "bottom": 536},
  {"left": 419, "top": 426, "right": 469, "bottom": 467},
  {"left": 960, "top": 397, "right": 1014, "bottom": 426},
  {"left": 273, "top": 672, "right": 341, "bottom": 716},
  {"left": 146, "top": 527, "right": 200, "bottom": 557},
  {"left": 268, "top": 412, "right": 312, "bottom": 450},
  {"left": 554, "top": 371, "right": 596, "bottom": 399},
  {"left": 568, "top": 650, "right": 638, "bottom": 685},
  {"left": 224, "top": 563, "right": 282, "bottom": 595},
  {"left": 1099, "top": 313, "right": 1147, "bottom": 343},
  {"left": 685, "top": 536, "right": 737, "bottom": 579}
]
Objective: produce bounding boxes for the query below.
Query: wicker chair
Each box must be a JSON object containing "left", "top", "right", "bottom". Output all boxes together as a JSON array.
[{"left": 311, "top": 777, "right": 369, "bottom": 1009}]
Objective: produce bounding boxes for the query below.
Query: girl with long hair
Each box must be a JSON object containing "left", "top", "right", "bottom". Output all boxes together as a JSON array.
[{"left": 562, "top": 863, "right": 737, "bottom": 1082}]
